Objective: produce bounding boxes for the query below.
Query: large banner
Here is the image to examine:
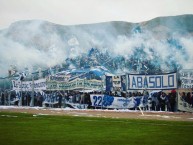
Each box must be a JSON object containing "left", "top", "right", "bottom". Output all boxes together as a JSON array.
[
  {"left": 90, "top": 94, "right": 145, "bottom": 109},
  {"left": 177, "top": 89, "right": 193, "bottom": 113},
  {"left": 128, "top": 73, "right": 177, "bottom": 90},
  {"left": 47, "top": 78, "right": 103, "bottom": 91},
  {"left": 179, "top": 69, "right": 193, "bottom": 88},
  {"left": 106, "top": 73, "right": 177, "bottom": 91},
  {"left": 12, "top": 79, "right": 46, "bottom": 91}
]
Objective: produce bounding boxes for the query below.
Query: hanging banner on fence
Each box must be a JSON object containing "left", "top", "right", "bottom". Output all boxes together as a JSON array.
[
  {"left": 90, "top": 94, "right": 146, "bottom": 109},
  {"left": 177, "top": 89, "right": 193, "bottom": 113},
  {"left": 12, "top": 79, "right": 46, "bottom": 91},
  {"left": 179, "top": 69, "right": 193, "bottom": 88},
  {"left": 128, "top": 73, "right": 177, "bottom": 90}
]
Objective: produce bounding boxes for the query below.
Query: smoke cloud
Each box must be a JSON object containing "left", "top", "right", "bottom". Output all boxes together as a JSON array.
[{"left": 0, "top": 18, "right": 193, "bottom": 77}]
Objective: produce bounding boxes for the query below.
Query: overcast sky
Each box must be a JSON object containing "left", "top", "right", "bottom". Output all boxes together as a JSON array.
[{"left": 0, "top": 0, "right": 193, "bottom": 29}]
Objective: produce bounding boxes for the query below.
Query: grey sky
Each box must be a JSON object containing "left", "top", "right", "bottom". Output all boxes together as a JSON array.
[{"left": 0, "top": 0, "right": 193, "bottom": 29}]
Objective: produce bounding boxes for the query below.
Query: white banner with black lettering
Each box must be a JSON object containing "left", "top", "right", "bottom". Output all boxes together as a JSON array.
[
  {"left": 12, "top": 79, "right": 47, "bottom": 91},
  {"left": 128, "top": 73, "right": 177, "bottom": 90}
]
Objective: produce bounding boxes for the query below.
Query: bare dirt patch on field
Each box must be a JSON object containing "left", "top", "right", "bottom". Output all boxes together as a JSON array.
[{"left": 0, "top": 106, "right": 193, "bottom": 121}]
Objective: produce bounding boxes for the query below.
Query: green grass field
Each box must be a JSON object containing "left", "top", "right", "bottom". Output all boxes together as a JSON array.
[{"left": 0, "top": 112, "right": 193, "bottom": 145}]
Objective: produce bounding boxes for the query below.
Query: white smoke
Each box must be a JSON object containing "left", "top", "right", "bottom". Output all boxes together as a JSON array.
[
  {"left": 0, "top": 19, "right": 193, "bottom": 77},
  {"left": 0, "top": 21, "right": 70, "bottom": 76},
  {"left": 180, "top": 37, "right": 193, "bottom": 69}
]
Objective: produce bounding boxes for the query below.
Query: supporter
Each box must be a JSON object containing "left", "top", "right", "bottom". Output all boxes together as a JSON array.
[
  {"left": 0, "top": 92, "right": 1, "bottom": 105},
  {"left": 154, "top": 92, "right": 160, "bottom": 111},
  {"left": 151, "top": 92, "right": 157, "bottom": 111},
  {"left": 71, "top": 92, "right": 76, "bottom": 103},
  {"left": 165, "top": 93, "right": 171, "bottom": 111},
  {"left": 143, "top": 90, "right": 149, "bottom": 97},
  {"left": 125, "top": 92, "right": 129, "bottom": 98},
  {"left": 75, "top": 93, "right": 81, "bottom": 103},
  {"left": 136, "top": 92, "right": 141, "bottom": 96},
  {"left": 147, "top": 94, "right": 152, "bottom": 111},
  {"left": 1, "top": 92, "right": 4, "bottom": 105},
  {"left": 143, "top": 91, "right": 149, "bottom": 110},
  {"left": 37, "top": 93, "right": 41, "bottom": 106},
  {"left": 114, "top": 91, "right": 118, "bottom": 96},
  {"left": 58, "top": 94, "right": 62, "bottom": 108},
  {"left": 129, "top": 93, "right": 137, "bottom": 110},
  {"left": 80, "top": 93, "right": 85, "bottom": 104},
  {"left": 33, "top": 93, "right": 37, "bottom": 106},
  {"left": 63, "top": 93, "right": 68, "bottom": 107},
  {"left": 27, "top": 93, "right": 31, "bottom": 106},
  {"left": 192, "top": 92, "right": 193, "bottom": 108},
  {"left": 169, "top": 90, "right": 177, "bottom": 112},
  {"left": 186, "top": 92, "right": 192, "bottom": 105},
  {"left": 85, "top": 93, "right": 92, "bottom": 108},
  {"left": 65, "top": 92, "right": 69, "bottom": 102},
  {"left": 121, "top": 92, "right": 126, "bottom": 97},
  {"left": 180, "top": 92, "right": 186, "bottom": 102},
  {"left": 68, "top": 93, "right": 73, "bottom": 103},
  {"left": 159, "top": 92, "right": 166, "bottom": 111},
  {"left": 128, "top": 92, "right": 132, "bottom": 97},
  {"left": 132, "top": 92, "right": 136, "bottom": 97}
]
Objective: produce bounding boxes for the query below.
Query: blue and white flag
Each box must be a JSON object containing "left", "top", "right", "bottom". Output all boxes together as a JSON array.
[{"left": 106, "top": 76, "right": 113, "bottom": 91}]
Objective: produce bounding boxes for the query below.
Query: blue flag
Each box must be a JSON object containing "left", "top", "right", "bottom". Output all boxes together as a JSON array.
[{"left": 106, "top": 76, "right": 112, "bottom": 91}]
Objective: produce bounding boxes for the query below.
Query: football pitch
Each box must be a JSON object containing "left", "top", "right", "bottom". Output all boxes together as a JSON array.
[{"left": 0, "top": 112, "right": 193, "bottom": 145}]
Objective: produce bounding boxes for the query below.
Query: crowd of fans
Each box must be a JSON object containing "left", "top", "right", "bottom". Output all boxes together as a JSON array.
[{"left": 0, "top": 89, "right": 193, "bottom": 112}]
